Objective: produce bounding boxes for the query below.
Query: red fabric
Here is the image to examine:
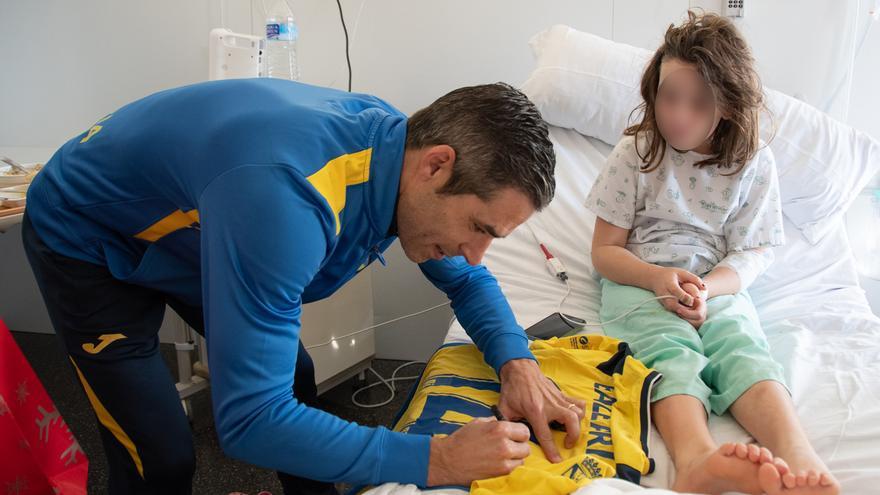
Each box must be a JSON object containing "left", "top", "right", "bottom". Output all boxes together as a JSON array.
[{"left": 0, "top": 320, "right": 88, "bottom": 495}]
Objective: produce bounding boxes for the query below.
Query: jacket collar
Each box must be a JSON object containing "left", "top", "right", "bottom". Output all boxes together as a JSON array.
[{"left": 363, "top": 113, "right": 407, "bottom": 241}]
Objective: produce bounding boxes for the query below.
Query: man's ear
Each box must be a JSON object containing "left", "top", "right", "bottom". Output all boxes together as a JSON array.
[{"left": 418, "top": 144, "right": 456, "bottom": 182}]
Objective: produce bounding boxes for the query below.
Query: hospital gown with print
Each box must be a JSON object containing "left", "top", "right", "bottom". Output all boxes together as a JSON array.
[{"left": 585, "top": 134, "right": 784, "bottom": 277}]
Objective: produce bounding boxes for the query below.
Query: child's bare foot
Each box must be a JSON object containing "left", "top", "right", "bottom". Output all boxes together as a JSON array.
[
  {"left": 673, "top": 442, "right": 774, "bottom": 495},
  {"left": 759, "top": 456, "right": 839, "bottom": 495},
  {"left": 760, "top": 449, "right": 839, "bottom": 495}
]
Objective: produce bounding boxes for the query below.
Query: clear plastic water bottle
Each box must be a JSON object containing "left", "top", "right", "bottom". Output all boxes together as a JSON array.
[{"left": 264, "top": 0, "right": 299, "bottom": 80}]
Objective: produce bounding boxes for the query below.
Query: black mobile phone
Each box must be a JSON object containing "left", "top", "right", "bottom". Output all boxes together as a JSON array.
[{"left": 524, "top": 312, "right": 586, "bottom": 339}]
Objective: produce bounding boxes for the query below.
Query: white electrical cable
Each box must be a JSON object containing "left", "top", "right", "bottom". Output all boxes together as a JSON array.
[
  {"left": 558, "top": 279, "right": 577, "bottom": 325},
  {"left": 351, "top": 360, "right": 425, "bottom": 408},
  {"left": 525, "top": 220, "right": 586, "bottom": 327},
  {"left": 523, "top": 221, "right": 543, "bottom": 247},
  {"left": 304, "top": 301, "right": 450, "bottom": 350},
  {"left": 585, "top": 292, "right": 677, "bottom": 327},
  {"left": 557, "top": 278, "right": 676, "bottom": 328}
]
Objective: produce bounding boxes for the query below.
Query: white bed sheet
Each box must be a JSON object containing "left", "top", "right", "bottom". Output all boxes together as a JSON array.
[{"left": 362, "top": 127, "right": 880, "bottom": 495}]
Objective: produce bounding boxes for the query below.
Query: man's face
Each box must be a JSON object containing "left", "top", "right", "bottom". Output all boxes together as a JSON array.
[
  {"left": 655, "top": 57, "right": 722, "bottom": 152},
  {"left": 396, "top": 147, "right": 534, "bottom": 266}
]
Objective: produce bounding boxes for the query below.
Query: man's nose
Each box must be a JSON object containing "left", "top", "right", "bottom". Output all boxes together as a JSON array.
[{"left": 461, "top": 235, "right": 493, "bottom": 266}]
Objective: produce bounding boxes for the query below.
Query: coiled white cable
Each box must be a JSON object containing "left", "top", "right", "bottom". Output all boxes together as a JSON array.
[{"left": 350, "top": 361, "right": 425, "bottom": 408}]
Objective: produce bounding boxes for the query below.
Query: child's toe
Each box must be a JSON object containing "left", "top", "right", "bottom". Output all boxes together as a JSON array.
[
  {"left": 758, "top": 462, "right": 783, "bottom": 495},
  {"left": 720, "top": 442, "right": 737, "bottom": 456},
  {"left": 747, "top": 444, "right": 762, "bottom": 462},
  {"left": 819, "top": 472, "right": 834, "bottom": 487},
  {"left": 782, "top": 471, "right": 797, "bottom": 489},
  {"left": 773, "top": 457, "right": 790, "bottom": 475},
  {"left": 796, "top": 471, "right": 808, "bottom": 487}
]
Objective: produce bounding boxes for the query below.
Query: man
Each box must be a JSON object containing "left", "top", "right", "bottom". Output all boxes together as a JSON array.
[{"left": 22, "top": 79, "right": 586, "bottom": 494}]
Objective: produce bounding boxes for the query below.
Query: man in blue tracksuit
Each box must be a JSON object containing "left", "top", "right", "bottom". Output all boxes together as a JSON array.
[{"left": 22, "top": 79, "right": 586, "bottom": 494}]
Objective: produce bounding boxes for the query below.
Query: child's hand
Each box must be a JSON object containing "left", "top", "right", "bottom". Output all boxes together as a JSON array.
[
  {"left": 650, "top": 267, "right": 705, "bottom": 313},
  {"left": 678, "top": 282, "right": 707, "bottom": 329},
  {"left": 680, "top": 282, "right": 709, "bottom": 303}
]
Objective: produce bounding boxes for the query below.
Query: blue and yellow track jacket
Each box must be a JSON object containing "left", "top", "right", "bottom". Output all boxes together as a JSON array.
[{"left": 25, "top": 78, "right": 535, "bottom": 486}]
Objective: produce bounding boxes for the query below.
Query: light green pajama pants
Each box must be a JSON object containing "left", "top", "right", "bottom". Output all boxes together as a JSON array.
[{"left": 598, "top": 279, "right": 787, "bottom": 415}]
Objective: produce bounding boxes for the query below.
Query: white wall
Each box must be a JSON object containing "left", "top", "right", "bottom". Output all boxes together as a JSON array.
[
  {"left": 2, "top": 0, "right": 878, "bottom": 360},
  {"left": 0, "top": 0, "right": 221, "bottom": 147}
]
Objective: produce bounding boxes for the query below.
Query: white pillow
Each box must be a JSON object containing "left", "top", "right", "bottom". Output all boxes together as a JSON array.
[
  {"left": 522, "top": 25, "right": 648, "bottom": 146},
  {"left": 763, "top": 91, "right": 880, "bottom": 243},
  {"left": 522, "top": 24, "right": 880, "bottom": 245}
]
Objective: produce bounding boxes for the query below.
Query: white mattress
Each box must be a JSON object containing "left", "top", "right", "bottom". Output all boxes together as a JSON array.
[{"left": 364, "top": 127, "right": 880, "bottom": 495}]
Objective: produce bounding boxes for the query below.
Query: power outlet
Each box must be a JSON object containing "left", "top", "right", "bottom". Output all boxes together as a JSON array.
[{"left": 724, "top": 0, "right": 745, "bottom": 18}]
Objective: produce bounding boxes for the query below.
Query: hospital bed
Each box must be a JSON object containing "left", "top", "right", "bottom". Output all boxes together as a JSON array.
[{"left": 363, "top": 26, "right": 880, "bottom": 495}]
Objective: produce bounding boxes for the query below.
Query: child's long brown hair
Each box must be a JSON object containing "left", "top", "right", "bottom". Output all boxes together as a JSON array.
[{"left": 626, "top": 10, "right": 766, "bottom": 175}]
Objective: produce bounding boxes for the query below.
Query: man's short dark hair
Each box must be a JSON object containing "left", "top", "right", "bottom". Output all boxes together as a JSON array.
[{"left": 406, "top": 82, "right": 556, "bottom": 209}]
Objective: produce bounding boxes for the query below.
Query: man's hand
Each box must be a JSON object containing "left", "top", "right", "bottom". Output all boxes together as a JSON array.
[
  {"left": 649, "top": 267, "right": 705, "bottom": 313},
  {"left": 427, "top": 417, "right": 531, "bottom": 486},
  {"left": 496, "top": 359, "right": 586, "bottom": 463},
  {"left": 677, "top": 282, "right": 707, "bottom": 329}
]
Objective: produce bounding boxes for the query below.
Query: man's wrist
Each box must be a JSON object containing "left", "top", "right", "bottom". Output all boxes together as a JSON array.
[
  {"left": 427, "top": 436, "right": 451, "bottom": 486},
  {"left": 499, "top": 358, "right": 537, "bottom": 381}
]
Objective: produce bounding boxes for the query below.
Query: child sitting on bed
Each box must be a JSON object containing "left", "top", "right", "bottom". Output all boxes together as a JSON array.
[{"left": 587, "top": 11, "right": 838, "bottom": 495}]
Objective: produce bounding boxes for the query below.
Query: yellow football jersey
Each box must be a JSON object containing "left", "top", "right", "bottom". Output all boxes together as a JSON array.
[{"left": 391, "top": 334, "right": 661, "bottom": 495}]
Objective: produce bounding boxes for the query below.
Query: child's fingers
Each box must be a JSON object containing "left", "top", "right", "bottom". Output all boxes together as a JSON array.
[
  {"left": 677, "top": 270, "right": 705, "bottom": 289},
  {"left": 677, "top": 297, "right": 705, "bottom": 325},
  {"left": 668, "top": 283, "right": 694, "bottom": 307},
  {"left": 680, "top": 283, "right": 701, "bottom": 299},
  {"left": 661, "top": 298, "right": 680, "bottom": 313},
  {"left": 676, "top": 305, "right": 702, "bottom": 320}
]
